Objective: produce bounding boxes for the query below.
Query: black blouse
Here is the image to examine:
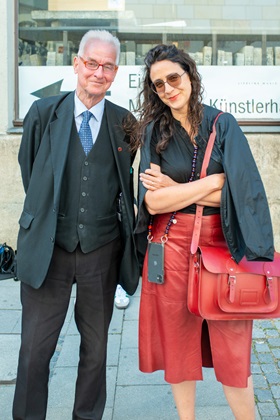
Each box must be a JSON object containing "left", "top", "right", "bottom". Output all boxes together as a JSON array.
[{"left": 150, "top": 120, "right": 223, "bottom": 215}]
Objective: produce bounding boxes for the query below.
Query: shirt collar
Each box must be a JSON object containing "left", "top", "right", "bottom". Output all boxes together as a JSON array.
[{"left": 74, "top": 92, "right": 105, "bottom": 122}]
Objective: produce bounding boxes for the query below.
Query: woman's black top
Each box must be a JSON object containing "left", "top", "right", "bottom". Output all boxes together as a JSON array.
[{"left": 150, "top": 120, "right": 223, "bottom": 215}]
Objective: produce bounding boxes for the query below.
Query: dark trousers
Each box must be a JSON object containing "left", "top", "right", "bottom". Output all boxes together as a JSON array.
[{"left": 13, "top": 238, "right": 121, "bottom": 420}]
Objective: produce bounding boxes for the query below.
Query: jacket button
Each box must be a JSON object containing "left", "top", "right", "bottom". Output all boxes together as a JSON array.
[{"left": 50, "top": 237, "right": 54, "bottom": 243}]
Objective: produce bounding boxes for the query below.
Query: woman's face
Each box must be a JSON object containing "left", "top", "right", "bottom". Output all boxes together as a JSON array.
[{"left": 150, "top": 59, "right": 192, "bottom": 117}]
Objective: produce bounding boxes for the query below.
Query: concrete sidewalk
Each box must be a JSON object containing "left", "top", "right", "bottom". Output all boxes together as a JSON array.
[{"left": 0, "top": 278, "right": 279, "bottom": 419}]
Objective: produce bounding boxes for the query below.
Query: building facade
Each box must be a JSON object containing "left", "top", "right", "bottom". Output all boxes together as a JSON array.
[{"left": 1, "top": 0, "right": 280, "bottom": 250}]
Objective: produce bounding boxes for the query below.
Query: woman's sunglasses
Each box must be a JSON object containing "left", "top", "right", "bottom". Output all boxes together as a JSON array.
[{"left": 150, "top": 71, "right": 186, "bottom": 94}]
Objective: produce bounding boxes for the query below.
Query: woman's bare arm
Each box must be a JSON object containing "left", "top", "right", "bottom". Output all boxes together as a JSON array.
[
  {"left": 140, "top": 164, "right": 225, "bottom": 214},
  {"left": 196, "top": 190, "right": 222, "bottom": 207}
]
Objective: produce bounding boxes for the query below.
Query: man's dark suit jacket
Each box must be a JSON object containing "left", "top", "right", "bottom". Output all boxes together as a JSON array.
[{"left": 17, "top": 92, "right": 139, "bottom": 295}]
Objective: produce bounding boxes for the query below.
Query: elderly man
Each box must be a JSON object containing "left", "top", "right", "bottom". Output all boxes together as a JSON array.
[{"left": 13, "top": 30, "right": 139, "bottom": 420}]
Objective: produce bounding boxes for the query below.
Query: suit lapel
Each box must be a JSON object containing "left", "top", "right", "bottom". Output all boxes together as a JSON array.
[
  {"left": 105, "top": 100, "right": 130, "bottom": 184},
  {"left": 49, "top": 91, "right": 75, "bottom": 207},
  {"left": 105, "top": 100, "right": 134, "bottom": 231}
]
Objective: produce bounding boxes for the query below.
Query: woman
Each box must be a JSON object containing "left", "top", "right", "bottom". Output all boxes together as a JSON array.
[{"left": 134, "top": 45, "right": 274, "bottom": 420}]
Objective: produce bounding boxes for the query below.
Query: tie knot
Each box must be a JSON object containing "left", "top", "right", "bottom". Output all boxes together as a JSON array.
[{"left": 82, "top": 110, "right": 92, "bottom": 123}]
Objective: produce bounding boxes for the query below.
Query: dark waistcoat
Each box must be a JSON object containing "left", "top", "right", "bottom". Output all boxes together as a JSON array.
[{"left": 55, "top": 114, "right": 120, "bottom": 253}]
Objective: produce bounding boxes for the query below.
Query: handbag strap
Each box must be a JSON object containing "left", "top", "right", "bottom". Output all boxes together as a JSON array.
[{"left": 190, "top": 112, "right": 223, "bottom": 255}]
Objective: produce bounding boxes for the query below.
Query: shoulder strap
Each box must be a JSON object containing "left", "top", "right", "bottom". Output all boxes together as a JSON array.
[{"left": 190, "top": 112, "right": 223, "bottom": 254}]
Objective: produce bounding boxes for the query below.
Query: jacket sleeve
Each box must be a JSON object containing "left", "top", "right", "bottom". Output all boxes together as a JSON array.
[
  {"left": 18, "top": 101, "right": 42, "bottom": 193},
  {"left": 219, "top": 113, "right": 274, "bottom": 261},
  {"left": 135, "top": 123, "right": 153, "bottom": 234}
]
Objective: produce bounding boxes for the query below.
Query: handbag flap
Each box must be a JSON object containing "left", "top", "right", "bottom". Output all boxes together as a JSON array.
[
  {"left": 237, "top": 253, "right": 280, "bottom": 277},
  {"left": 199, "top": 246, "right": 233, "bottom": 274},
  {"left": 199, "top": 246, "right": 280, "bottom": 277}
]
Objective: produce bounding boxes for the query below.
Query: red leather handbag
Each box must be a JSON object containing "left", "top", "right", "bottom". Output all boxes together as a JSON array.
[
  {"left": 187, "top": 114, "right": 280, "bottom": 320},
  {"left": 188, "top": 245, "right": 280, "bottom": 320}
]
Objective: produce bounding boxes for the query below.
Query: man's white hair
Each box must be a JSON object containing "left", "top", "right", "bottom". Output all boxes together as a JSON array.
[{"left": 78, "top": 30, "right": 121, "bottom": 64}]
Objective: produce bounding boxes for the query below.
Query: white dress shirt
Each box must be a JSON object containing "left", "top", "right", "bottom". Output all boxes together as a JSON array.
[{"left": 74, "top": 93, "right": 105, "bottom": 146}]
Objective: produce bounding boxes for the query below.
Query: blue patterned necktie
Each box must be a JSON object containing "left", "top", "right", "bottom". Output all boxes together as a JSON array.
[{"left": 79, "top": 110, "right": 93, "bottom": 155}]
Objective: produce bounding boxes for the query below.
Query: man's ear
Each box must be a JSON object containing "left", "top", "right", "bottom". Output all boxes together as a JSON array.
[{"left": 73, "top": 55, "right": 79, "bottom": 74}]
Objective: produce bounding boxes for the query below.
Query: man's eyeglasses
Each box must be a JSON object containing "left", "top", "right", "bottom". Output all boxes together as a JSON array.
[
  {"left": 151, "top": 71, "right": 186, "bottom": 94},
  {"left": 79, "top": 56, "right": 117, "bottom": 74}
]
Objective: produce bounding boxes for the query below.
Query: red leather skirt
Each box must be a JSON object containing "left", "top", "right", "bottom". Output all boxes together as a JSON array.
[{"left": 139, "top": 212, "right": 253, "bottom": 387}]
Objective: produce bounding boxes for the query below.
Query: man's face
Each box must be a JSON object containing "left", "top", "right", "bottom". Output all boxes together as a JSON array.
[{"left": 74, "top": 39, "right": 118, "bottom": 106}]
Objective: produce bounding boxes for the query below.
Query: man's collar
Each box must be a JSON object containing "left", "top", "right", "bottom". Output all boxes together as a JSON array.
[{"left": 74, "top": 92, "right": 105, "bottom": 121}]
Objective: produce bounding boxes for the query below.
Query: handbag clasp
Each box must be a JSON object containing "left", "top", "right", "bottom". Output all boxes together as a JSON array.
[
  {"left": 228, "top": 275, "right": 236, "bottom": 303},
  {"left": 266, "top": 275, "right": 275, "bottom": 302}
]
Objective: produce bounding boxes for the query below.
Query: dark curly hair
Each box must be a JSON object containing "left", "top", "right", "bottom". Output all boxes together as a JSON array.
[{"left": 128, "top": 44, "right": 204, "bottom": 152}]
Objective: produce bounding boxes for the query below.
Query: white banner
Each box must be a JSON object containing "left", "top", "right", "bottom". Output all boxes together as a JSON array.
[{"left": 19, "top": 65, "right": 280, "bottom": 121}]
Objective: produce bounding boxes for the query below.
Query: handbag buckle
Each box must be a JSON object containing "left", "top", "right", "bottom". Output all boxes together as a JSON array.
[
  {"left": 266, "top": 275, "right": 275, "bottom": 302},
  {"left": 228, "top": 275, "right": 236, "bottom": 303},
  {"left": 193, "top": 254, "right": 199, "bottom": 270}
]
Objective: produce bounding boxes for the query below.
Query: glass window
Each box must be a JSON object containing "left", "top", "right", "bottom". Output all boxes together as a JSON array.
[{"left": 16, "top": 0, "right": 280, "bottom": 124}]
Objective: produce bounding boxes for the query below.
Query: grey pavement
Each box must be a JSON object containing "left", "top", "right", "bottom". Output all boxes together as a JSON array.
[{"left": 0, "top": 278, "right": 279, "bottom": 419}]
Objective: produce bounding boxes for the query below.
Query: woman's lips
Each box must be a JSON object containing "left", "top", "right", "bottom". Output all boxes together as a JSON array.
[{"left": 168, "top": 93, "right": 179, "bottom": 101}]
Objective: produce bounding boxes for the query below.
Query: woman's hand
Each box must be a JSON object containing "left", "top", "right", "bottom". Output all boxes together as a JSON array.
[{"left": 140, "top": 168, "right": 178, "bottom": 191}]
